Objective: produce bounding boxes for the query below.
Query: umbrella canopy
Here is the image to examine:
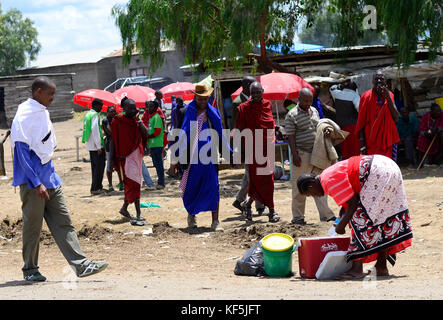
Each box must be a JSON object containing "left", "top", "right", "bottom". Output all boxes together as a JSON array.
[
  {"left": 160, "top": 82, "right": 195, "bottom": 103},
  {"left": 73, "top": 89, "right": 121, "bottom": 112},
  {"left": 231, "top": 72, "right": 314, "bottom": 101},
  {"left": 113, "top": 85, "right": 156, "bottom": 109}
]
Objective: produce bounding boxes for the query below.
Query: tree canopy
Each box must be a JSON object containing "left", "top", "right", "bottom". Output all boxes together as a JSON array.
[
  {"left": 112, "top": 0, "right": 442, "bottom": 74},
  {"left": 0, "top": 6, "right": 41, "bottom": 76},
  {"left": 298, "top": 10, "right": 387, "bottom": 48},
  {"left": 328, "top": 0, "right": 442, "bottom": 68},
  {"left": 112, "top": 0, "right": 323, "bottom": 74}
]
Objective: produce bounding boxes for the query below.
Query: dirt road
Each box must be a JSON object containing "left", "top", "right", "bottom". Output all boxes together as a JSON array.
[{"left": 0, "top": 119, "right": 442, "bottom": 300}]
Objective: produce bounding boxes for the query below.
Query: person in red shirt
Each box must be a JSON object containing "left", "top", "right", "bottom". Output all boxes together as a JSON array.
[
  {"left": 235, "top": 81, "right": 280, "bottom": 223},
  {"left": 111, "top": 97, "right": 149, "bottom": 226},
  {"left": 356, "top": 72, "right": 400, "bottom": 159},
  {"left": 297, "top": 154, "right": 413, "bottom": 279},
  {"left": 417, "top": 103, "right": 443, "bottom": 166}
]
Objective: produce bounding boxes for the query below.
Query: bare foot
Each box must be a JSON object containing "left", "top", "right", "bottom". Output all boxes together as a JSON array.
[
  {"left": 119, "top": 209, "right": 132, "bottom": 219},
  {"left": 373, "top": 268, "right": 390, "bottom": 277}
]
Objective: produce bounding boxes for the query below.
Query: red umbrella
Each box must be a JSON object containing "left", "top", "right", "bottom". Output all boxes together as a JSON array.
[
  {"left": 73, "top": 89, "right": 121, "bottom": 112},
  {"left": 231, "top": 72, "right": 314, "bottom": 101},
  {"left": 113, "top": 85, "right": 156, "bottom": 109},
  {"left": 160, "top": 82, "right": 195, "bottom": 103}
]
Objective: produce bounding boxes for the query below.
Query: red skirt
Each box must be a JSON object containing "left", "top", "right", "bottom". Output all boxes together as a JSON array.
[
  {"left": 248, "top": 164, "right": 274, "bottom": 209},
  {"left": 340, "top": 124, "right": 361, "bottom": 160},
  {"left": 124, "top": 176, "right": 141, "bottom": 203}
]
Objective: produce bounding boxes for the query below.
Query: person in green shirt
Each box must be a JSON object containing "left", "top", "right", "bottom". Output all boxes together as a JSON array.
[
  {"left": 143, "top": 100, "right": 165, "bottom": 189},
  {"left": 82, "top": 98, "right": 105, "bottom": 195},
  {"left": 284, "top": 98, "right": 296, "bottom": 112}
]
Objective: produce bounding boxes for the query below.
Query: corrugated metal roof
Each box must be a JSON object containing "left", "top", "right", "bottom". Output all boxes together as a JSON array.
[
  {"left": 21, "top": 41, "right": 177, "bottom": 70},
  {"left": 0, "top": 72, "right": 75, "bottom": 80}
]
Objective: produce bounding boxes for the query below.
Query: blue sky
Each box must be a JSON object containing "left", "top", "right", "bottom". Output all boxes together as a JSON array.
[{"left": 1, "top": 0, "right": 128, "bottom": 56}]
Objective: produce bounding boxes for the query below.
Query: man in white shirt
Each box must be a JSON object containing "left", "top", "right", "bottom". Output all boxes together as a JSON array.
[
  {"left": 82, "top": 98, "right": 106, "bottom": 195},
  {"left": 11, "top": 76, "right": 109, "bottom": 282},
  {"left": 329, "top": 81, "right": 361, "bottom": 159}
]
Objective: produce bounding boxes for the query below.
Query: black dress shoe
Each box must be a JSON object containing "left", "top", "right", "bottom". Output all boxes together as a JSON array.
[{"left": 291, "top": 218, "right": 307, "bottom": 226}]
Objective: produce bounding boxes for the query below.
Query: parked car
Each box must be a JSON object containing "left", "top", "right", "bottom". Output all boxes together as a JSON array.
[
  {"left": 105, "top": 76, "right": 175, "bottom": 129},
  {"left": 104, "top": 76, "right": 173, "bottom": 92}
]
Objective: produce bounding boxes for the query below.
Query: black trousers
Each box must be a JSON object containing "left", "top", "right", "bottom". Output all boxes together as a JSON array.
[{"left": 89, "top": 150, "right": 106, "bottom": 192}]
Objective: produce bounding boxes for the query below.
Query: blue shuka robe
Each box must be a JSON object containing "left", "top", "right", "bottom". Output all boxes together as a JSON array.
[{"left": 177, "top": 101, "right": 231, "bottom": 215}]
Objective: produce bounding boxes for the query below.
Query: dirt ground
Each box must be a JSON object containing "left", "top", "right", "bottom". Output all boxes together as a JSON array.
[{"left": 0, "top": 117, "right": 442, "bottom": 300}]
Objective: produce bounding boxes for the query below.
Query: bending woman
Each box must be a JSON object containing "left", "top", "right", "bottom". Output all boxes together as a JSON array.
[{"left": 297, "top": 155, "right": 413, "bottom": 279}]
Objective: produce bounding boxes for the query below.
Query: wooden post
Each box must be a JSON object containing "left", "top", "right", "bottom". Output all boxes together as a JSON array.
[
  {"left": 75, "top": 135, "right": 81, "bottom": 162},
  {"left": 0, "top": 130, "right": 11, "bottom": 176}
]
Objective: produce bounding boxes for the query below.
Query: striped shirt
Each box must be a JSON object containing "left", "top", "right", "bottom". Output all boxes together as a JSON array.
[
  {"left": 319, "top": 160, "right": 354, "bottom": 206},
  {"left": 284, "top": 104, "right": 319, "bottom": 152}
]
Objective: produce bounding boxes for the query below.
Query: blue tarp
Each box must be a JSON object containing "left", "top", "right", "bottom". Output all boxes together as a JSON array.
[{"left": 257, "top": 43, "right": 324, "bottom": 54}]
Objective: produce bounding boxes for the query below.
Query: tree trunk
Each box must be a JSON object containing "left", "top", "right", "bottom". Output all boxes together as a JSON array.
[{"left": 247, "top": 9, "right": 298, "bottom": 75}]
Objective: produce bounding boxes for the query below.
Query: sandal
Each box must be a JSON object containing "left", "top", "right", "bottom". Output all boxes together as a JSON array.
[
  {"left": 334, "top": 272, "right": 369, "bottom": 280},
  {"left": 118, "top": 183, "right": 124, "bottom": 191},
  {"left": 268, "top": 212, "right": 281, "bottom": 223},
  {"left": 130, "top": 219, "right": 147, "bottom": 226},
  {"left": 367, "top": 269, "right": 390, "bottom": 277},
  {"left": 187, "top": 215, "right": 197, "bottom": 228}
]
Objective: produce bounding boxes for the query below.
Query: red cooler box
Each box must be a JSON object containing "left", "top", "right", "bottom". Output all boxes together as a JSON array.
[{"left": 296, "top": 236, "right": 351, "bottom": 279}]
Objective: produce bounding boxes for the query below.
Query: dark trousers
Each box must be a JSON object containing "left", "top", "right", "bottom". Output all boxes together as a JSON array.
[
  {"left": 403, "top": 136, "right": 417, "bottom": 165},
  {"left": 150, "top": 147, "right": 165, "bottom": 187},
  {"left": 89, "top": 150, "right": 105, "bottom": 192}
]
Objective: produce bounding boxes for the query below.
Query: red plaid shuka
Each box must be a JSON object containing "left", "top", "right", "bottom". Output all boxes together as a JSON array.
[{"left": 417, "top": 111, "right": 443, "bottom": 154}]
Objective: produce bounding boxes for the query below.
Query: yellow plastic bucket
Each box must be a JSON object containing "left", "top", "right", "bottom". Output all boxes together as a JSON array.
[
  {"left": 262, "top": 233, "right": 294, "bottom": 252},
  {"left": 261, "top": 233, "right": 295, "bottom": 277}
]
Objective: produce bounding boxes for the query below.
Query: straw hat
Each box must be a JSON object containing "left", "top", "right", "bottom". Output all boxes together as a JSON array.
[{"left": 192, "top": 84, "right": 213, "bottom": 97}]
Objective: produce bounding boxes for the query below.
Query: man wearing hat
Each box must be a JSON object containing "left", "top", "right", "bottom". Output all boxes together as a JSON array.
[{"left": 171, "top": 84, "right": 231, "bottom": 231}]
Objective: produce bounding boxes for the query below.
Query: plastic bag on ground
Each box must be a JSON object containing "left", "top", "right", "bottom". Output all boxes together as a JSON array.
[
  {"left": 234, "top": 242, "right": 265, "bottom": 276},
  {"left": 140, "top": 202, "right": 161, "bottom": 208}
]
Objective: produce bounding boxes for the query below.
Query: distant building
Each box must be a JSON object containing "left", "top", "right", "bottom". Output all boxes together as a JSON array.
[
  {"left": 18, "top": 44, "right": 187, "bottom": 92},
  {"left": 13, "top": 44, "right": 187, "bottom": 112},
  {"left": 0, "top": 73, "right": 75, "bottom": 127},
  {"left": 17, "top": 46, "right": 119, "bottom": 94}
]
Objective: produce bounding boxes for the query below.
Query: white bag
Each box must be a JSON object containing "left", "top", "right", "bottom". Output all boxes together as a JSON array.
[{"left": 315, "top": 251, "right": 352, "bottom": 280}]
